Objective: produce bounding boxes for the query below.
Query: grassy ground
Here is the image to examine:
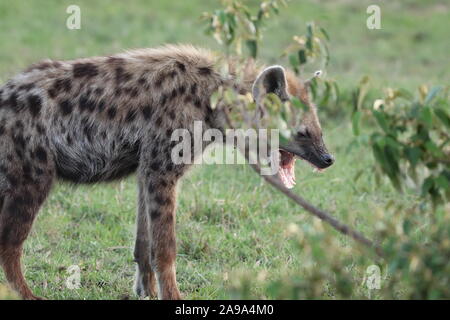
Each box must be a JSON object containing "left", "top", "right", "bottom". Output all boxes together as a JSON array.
[{"left": 0, "top": 0, "right": 448, "bottom": 299}]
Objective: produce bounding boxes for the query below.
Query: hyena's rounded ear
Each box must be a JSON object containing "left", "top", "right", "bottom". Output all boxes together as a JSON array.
[{"left": 252, "top": 65, "right": 289, "bottom": 105}]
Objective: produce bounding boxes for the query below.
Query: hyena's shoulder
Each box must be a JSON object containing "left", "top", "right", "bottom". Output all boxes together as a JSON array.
[{"left": 0, "top": 44, "right": 224, "bottom": 126}]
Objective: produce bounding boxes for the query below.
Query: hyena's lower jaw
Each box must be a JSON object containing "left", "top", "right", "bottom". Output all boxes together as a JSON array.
[{"left": 278, "top": 150, "right": 296, "bottom": 189}]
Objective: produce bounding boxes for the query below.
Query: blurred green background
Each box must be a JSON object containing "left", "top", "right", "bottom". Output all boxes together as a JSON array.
[{"left": 1, "top": 0, "right": 449, "bottom": 88}]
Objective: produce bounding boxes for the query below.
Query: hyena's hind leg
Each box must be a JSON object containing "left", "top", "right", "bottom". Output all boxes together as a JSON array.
[
  {"left": 0, "top": 141, "right": 55, "bottom": 300},
  {"left": 133, "top": 180, "right": 157, "bottom": 299}
]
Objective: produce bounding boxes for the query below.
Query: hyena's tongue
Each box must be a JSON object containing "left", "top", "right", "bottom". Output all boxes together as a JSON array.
[{"left": 278, "top": 150, "right": 296, "bottom": 189}]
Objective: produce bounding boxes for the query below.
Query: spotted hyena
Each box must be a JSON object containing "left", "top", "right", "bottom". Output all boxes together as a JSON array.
[{"left": 0, "top": 45, "right": 333, "bottom": 300}]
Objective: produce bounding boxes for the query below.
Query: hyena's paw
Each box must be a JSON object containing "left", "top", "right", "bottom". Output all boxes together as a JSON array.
[
  {"left": 163, "top": 288, "right": 182, "bottom": 300},
  {"left": 134, "top": 268, "right": 157, "bottom": 299}
]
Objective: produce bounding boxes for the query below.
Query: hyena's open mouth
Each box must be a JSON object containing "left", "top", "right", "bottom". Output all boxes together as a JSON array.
[
  {"left": 278, "top": 150, "right": 297, "bottom": 189},
  {"left": 278, "top": 150, "right": 325, "bottom": 189}
]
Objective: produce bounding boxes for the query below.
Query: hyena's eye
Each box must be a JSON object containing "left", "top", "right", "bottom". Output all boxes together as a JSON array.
[{"left": 297, "top": 129, "right": 310, "bottom": 139}]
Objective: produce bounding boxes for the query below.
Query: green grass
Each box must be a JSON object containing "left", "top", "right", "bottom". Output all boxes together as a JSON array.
[
  {"left": 0, "top": 0, "right": 448, "bottom": 299},
  {"left": 1, "top": 0, "right": 448, "bottom": 88}
]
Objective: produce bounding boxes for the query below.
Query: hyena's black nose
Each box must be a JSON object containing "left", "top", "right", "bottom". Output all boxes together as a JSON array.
[{"left": 323, "top": 154, "right": 334, "bottom": 166}]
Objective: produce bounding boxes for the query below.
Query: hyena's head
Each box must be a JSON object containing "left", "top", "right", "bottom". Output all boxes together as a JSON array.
[{"left": 252, "top": 65, "right": 334, "bottom": 188}]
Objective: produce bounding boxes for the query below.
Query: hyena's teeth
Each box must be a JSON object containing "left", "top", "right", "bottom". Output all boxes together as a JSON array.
[
  {"left": 288, "top": 175, "right": 294, "bottom": 187},
  {"left": 289, "top": 168, "right": 296, "bottom": 185},
  {"left": 283, "top": 168, "right": 290, "bottom": 186},
  {"left": 279, "top": 168, "right": 294, "bottom": 189},
  {"left": 279, "top": 168, "right": 287, "bottom": 185}
]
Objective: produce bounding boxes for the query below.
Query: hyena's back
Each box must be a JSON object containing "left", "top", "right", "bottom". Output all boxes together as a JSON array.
[{"left": 0, "top": 45, "right": 223, "bottom": 185}]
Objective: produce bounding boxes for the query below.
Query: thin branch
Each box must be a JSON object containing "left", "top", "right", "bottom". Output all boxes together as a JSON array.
[{"left": 246, "top": 160, "right": 384, "bottom": 257}]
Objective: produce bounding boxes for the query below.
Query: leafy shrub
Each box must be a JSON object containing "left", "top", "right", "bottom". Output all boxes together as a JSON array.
[
  {"left": 353, "top": 84, "right": 450, "bottom": 206},
  {"left": 380, "top": 204, "right": 450, "bottom": 299},
  {"left": 283, "top": 21, "right": 340, "bottom": 117},
  {"left": 202, "top": 0, "right": 288, "bottom": 58},
  {"left": 202, "top": 0, "right": 339, "bottom": 117},
  {"left": 228, "top": 204, "right": 450, "bottom": 299}
]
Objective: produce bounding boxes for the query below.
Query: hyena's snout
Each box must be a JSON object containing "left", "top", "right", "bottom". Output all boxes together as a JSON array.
[
  {"left": 320, "top": 152, "right": 334, "bottom": 168},
  {"left": 301, "top": 145, "right": 334, "bottom": 170},
  {"left": 280, "top": 137, "right": 335, "bottom": 170}
]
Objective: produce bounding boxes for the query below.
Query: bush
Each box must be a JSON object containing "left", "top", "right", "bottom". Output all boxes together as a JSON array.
[
  {"left": 229, "top": 204, "right": 450, "bottom": 299},
  {"left": 353, "top": 84, "right": 450, "bottom": 206}
]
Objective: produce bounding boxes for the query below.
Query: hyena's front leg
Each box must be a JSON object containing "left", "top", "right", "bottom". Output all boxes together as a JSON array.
[
  {"left": 133, "top": 180, "right": 157, "bottom": 299},
  {"left": 139, "top": 165, "right": 181, "bottom": 300}
]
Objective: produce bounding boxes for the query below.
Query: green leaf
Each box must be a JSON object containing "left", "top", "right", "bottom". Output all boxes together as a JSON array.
[
  {"left": 425, "top": 140, "right": 443, "bottom": 157},
  {"left": 352, "top": 111, "right": 362, "bottom": 136},
  {"left": 320, "top": 27, "right": 330, "bottom": 40},
  {"left": 291, "top": 97, "right": 308, "bottom": 111},
  {"left": 435, "top": 175, "right": 449, "bottom": 190},
  {"left": 226, "top": 12, "right": 237, "bottom": 28},
  {"left": 405, "top": 147, "right": 422, "bottom": 167},
  {"left": 319, "top": 41, "right": 330, "bottom": 67},
  {"left": 373, "top": 110, "right": 390, "bottom": 133},
  {"left": 218, "top": 10, "right": 227, "bottom": 25},
  {"left": 266, "top": 93, "right": 283, "bottom": 113},
  {"left": 298, "top": 49, "right": 307, "bottom": 65},
  {"left": 403, "top": 219, "right": 412, "bottom": 235},
  {"left": 396, "top": 88, "right": 414, "bottom": 101},
  {"left": 288, "top": 54, "right": 299, "bottom": 73},
  {"left": 384, "top": 146, "right": 400, "bottom": 177},
  {"left": 372, "top": 142, "right": 386, "bottom": 172},
  {"left": 306, "top": 23, "right": 313, "bottom": 51},
  {"left": 421, "top": 177, "right": 434, "bottom": 196},
  {"left": 245, "top": 40, "right": 258, "bottom": 58},
  {"left": 309, "top": 77, "right": 317, "bottom": 99},
  {"left": 356, "top": 76, "right": 370, "bottom": 110},
  {"left": 271, "top": 4, "right": 279, "bottom": 15},
  {"left": 408, "top": 101, "right": 421, "bottom": 119},
  {"left": 385, "top": 136, "right": 402, "bottom": 152},
  {"left": 435, "top": 108, "right": 450, "bottom": 128},
  {"left": 319, "top": 81, "right": 332, "bottom": 107},
  {"left": 332, "top": 82, "right": 340, "bottom": 107},
  {"left": 279, "top": 134, "right": 290, "bottom": 146},
  {"left": 372, "top": 135, "right": 401, "bottom": 190},
  {"left": 280, "top": 104, "right": 289, "bottom": 122},
  {"left": 419, "top": 107, "right": 433, "bottom": 127},
  {"left": 424, "top": 86, "right": 442, "bottom": 104}
]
